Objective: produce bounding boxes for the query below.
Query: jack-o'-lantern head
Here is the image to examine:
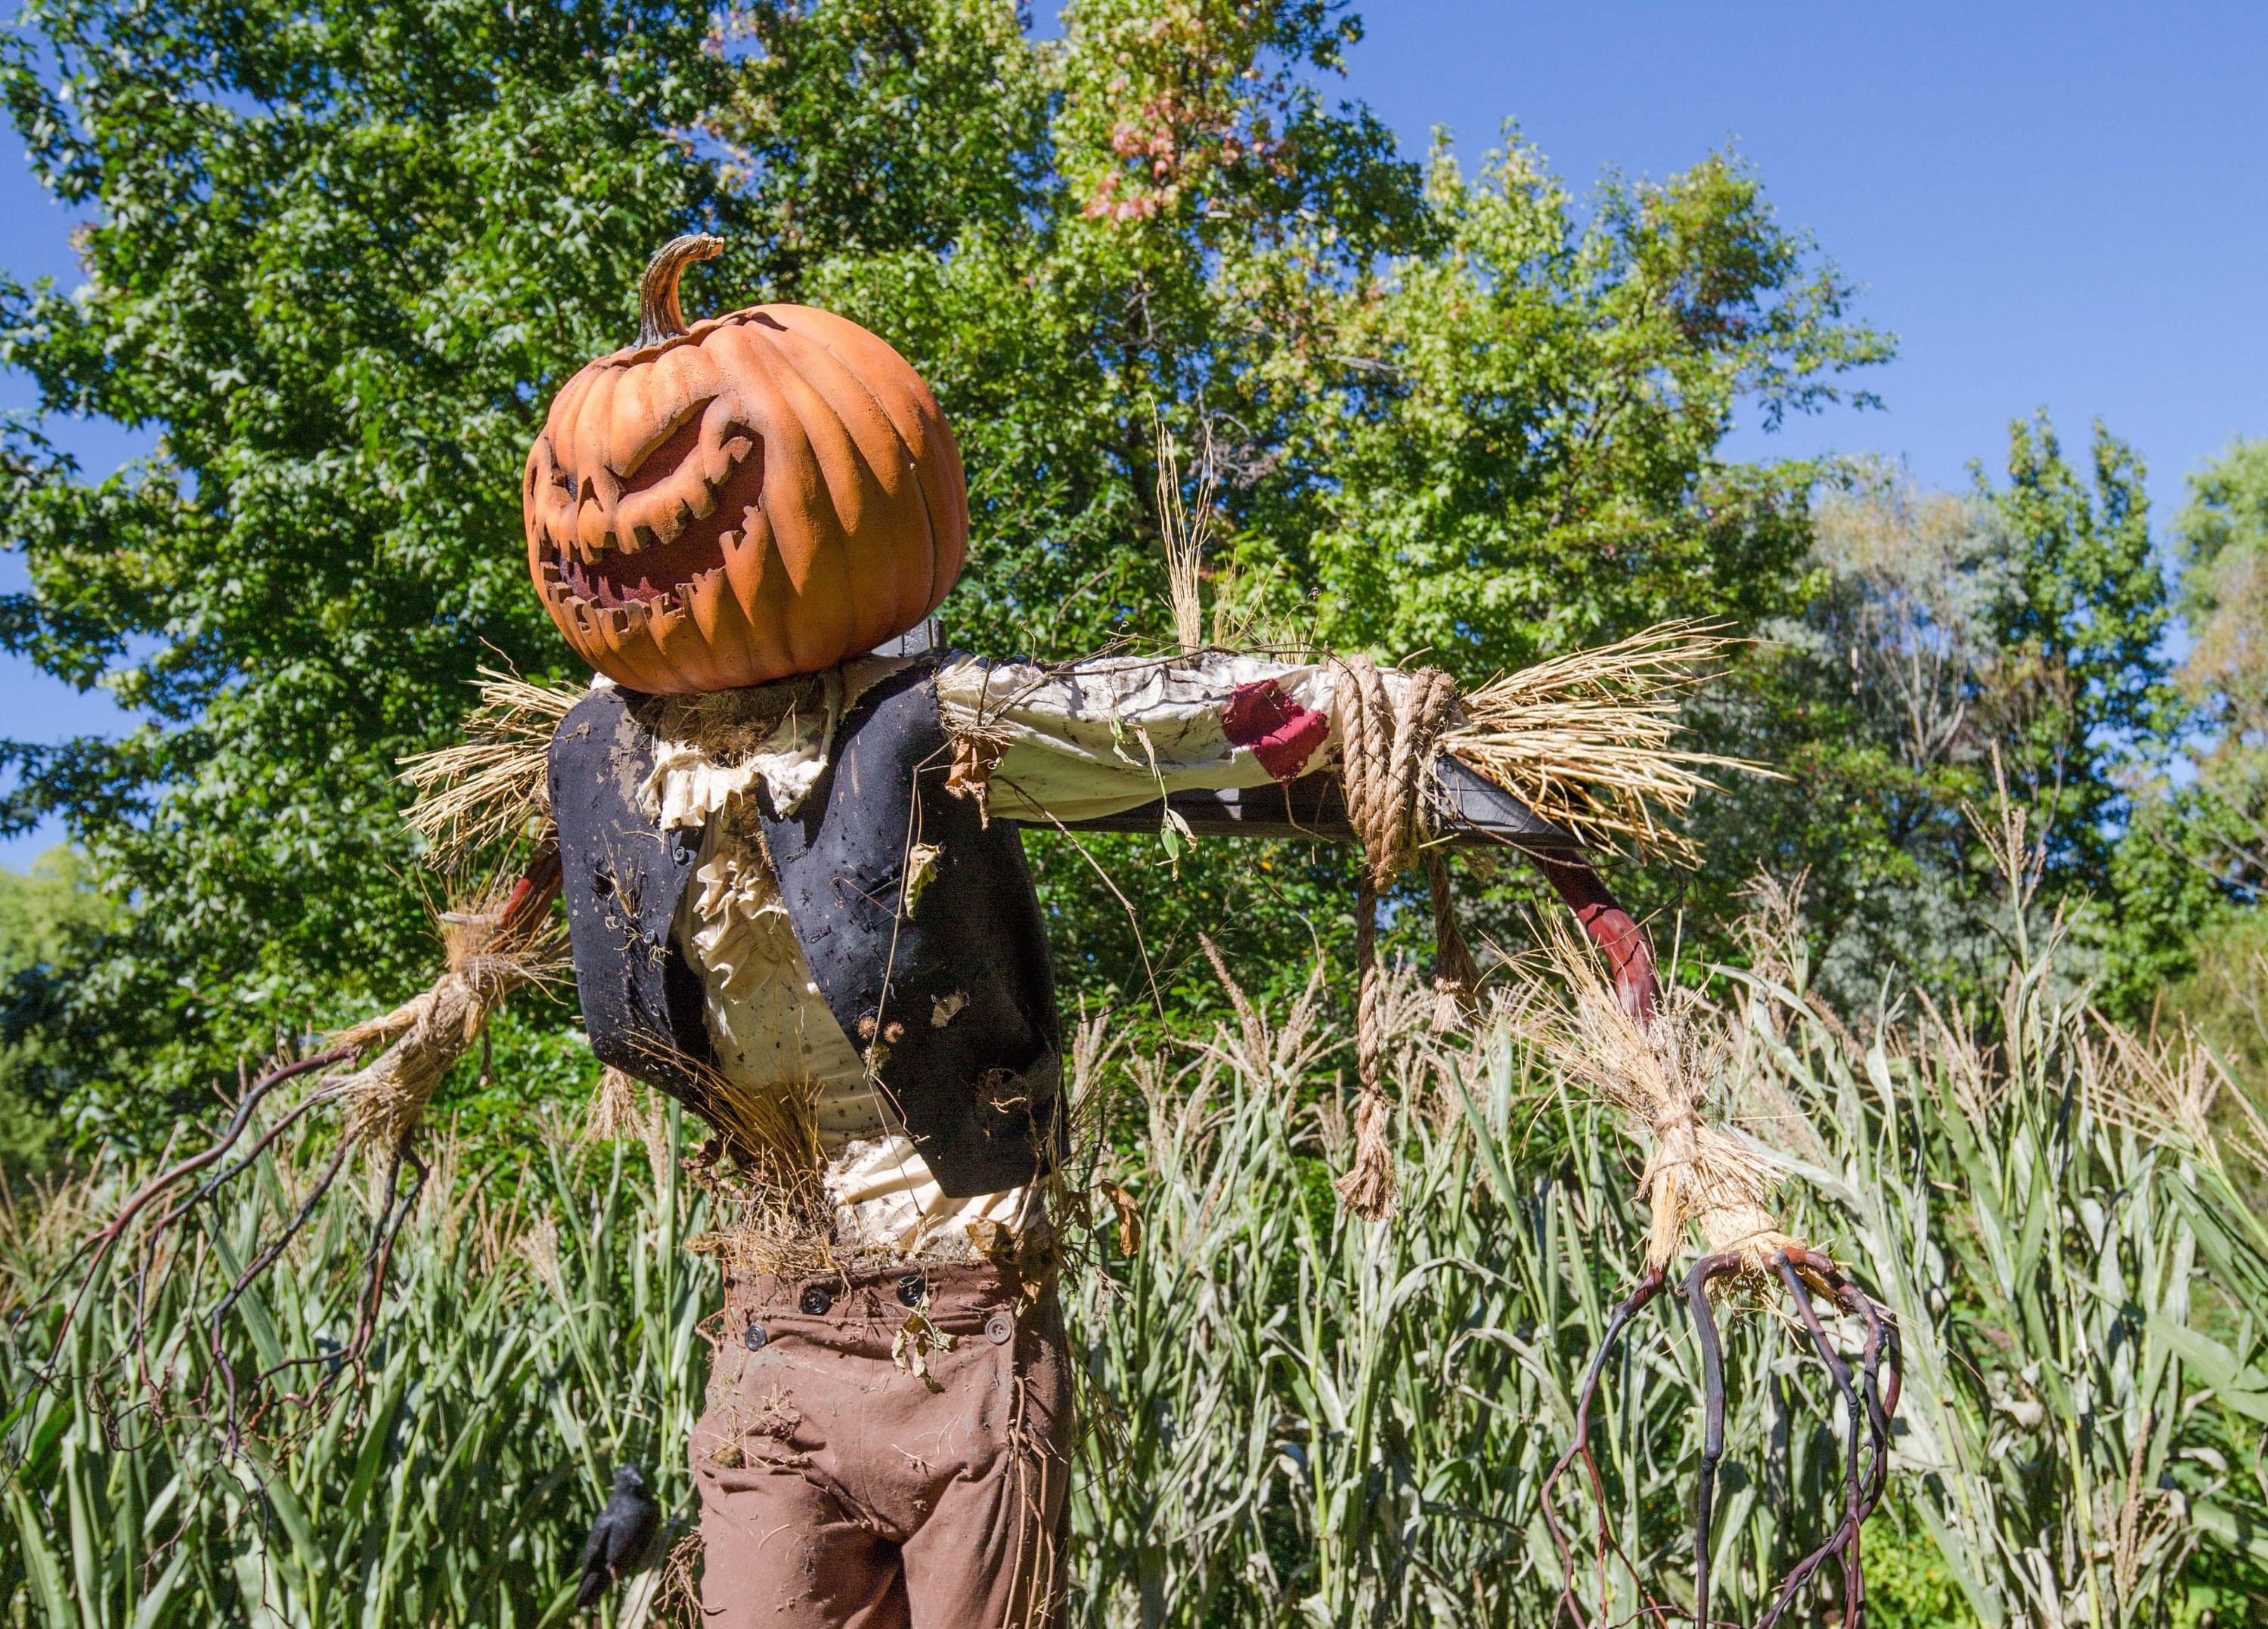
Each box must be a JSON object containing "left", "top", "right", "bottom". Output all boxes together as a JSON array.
[{"left": 525, "top": 235, "right": 968, "bottom": 693}]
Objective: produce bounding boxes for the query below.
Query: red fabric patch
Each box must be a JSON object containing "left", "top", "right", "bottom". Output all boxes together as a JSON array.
[{"left": 1222, "top": 680, "right": 1329, "bottom": 783}]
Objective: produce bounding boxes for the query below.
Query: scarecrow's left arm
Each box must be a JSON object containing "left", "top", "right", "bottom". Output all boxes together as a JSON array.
[{"left": 934, "top": 652, "right": 1656, "bottom": 1016}]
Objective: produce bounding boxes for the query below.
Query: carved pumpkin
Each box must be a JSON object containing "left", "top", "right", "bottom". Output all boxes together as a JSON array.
[{"left": 524, "top": 236, "right": 968, "bottom": 693}]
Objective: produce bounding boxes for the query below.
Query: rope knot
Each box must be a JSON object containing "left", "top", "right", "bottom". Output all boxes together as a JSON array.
[
  {"left": 1337, "top": 658, "right": 1456, "bottom": 886},
  {"left": 1330, "top": 655, "right": 1479, "bottom": 1219}
]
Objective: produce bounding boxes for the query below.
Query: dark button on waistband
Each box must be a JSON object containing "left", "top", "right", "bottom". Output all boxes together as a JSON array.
[
  {"left": 743, "top": 1320, "right": 767, "bottom": 1352},
  {"left": 984, "top": 1312, "right": 1014, "bottom": 1346},
  {"left": 799, "top": 1284, "right": 834, "bottom": 1317},
  {"left": 896, "top": 1274, "right": 926, "bottom": 1308}
]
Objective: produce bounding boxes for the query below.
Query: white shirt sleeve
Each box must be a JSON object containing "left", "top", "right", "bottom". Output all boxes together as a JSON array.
[{"left": 932, "top": 651, "right": 1345, "bottom": 824}]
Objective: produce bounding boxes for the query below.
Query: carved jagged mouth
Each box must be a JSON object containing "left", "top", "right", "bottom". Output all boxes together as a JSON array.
[
  {"left": 533, "top": 413, "right": 765, "bottom": 621},
  {"left": 538, "top": 516, "right": 733, "bottom": 612}
]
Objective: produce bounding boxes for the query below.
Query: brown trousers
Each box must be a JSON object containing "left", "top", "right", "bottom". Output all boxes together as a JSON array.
[{"left": 692, "top": 1259, "right": 1071, "bottom": 1629}]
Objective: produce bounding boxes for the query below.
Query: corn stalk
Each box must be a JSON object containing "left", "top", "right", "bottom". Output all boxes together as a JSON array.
[{"left": 1, "top": 1107, "right": 714, "bottom": 1627}]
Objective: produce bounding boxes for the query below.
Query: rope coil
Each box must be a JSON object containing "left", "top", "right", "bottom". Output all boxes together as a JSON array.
[{"left": 1333, "top": 655, "right": 1478, "bottom": 1219}]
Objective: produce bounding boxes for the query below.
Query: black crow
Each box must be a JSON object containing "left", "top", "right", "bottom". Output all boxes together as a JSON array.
[{"left": 576, "top": 1463, "right": 661, "bottom": 1611}]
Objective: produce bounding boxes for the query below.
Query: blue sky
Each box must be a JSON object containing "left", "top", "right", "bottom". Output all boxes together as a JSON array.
[{"left": 5, "top": 0, "right": 2266, "bottom": 866}]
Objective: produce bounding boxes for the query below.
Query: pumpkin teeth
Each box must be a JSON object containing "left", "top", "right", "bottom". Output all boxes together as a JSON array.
[
  {"left": 721, "top": 519, "right": 764, "bottom": 608},
  {"left": 547, "top": 527, "right": 716, "bottom": 620},
  {"left": 576, "top": 500, "right": 611, "bottom": 561},
  {"left": 686, "top": 563, "right": 735, "bottom": 643}
]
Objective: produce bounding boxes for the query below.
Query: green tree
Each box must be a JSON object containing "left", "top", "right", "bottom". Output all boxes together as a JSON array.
[
  {"left": 1687, "top": 422, "right": 2186, "bottom": 1012},
  {"left": 1982, "top": 413, "right": 2174, "bottom": 886},
  {"left": 2132, "top": 438, "right": 2268, "bottom": 1070},
  {"left": 1978, "top": 415, "right": 2200, "bottom": 1011},
  {"left": 0, "top": 849, "right": 115, "bottom": 1173},
  {"left": 0, "top": 0, "right": 734, "bottom": 1123},
  {"left": 2164, "top": 436, "right": 2268, "bottom": 895},
  {"left": 719, "top": 0, "right": 1054, "bottom": 272},
  {"left": 1690, "top": 469, "right": 2015, "bottom": 999},
  {"left": 1301, "top": 138, "right": 1885, "bottom": 674}
]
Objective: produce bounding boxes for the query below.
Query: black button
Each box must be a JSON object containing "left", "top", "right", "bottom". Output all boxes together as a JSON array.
[
  {"left": 743, "top": 1321, "right": 767, "bottom": 1352},
  {"left": 799, "top": 1284, "right": 833, "bottom": 1317},
  {"left": 896, "top": 1274, "right": 926, "bottom": 1308}
]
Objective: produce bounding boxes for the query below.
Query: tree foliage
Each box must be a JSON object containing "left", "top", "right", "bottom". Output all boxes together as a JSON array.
[
  {"left": 2164, "top": 437, "right": 2268, "bottom": 897},
  {"left": 1684, "top": 420, "right": 2193, "bottom": 1011},
  {"left": 0, "top": 850, "right": 112, "bottom": 1169},
  {"left": 0, "top": 0, "right": 733, "bottom": 1113},
  {"left": 1301, "top": 141, "right": 1884, "bottom": 674},
  {"left": 1984, "top": 414, "right": 2173, "bottom": 878}
]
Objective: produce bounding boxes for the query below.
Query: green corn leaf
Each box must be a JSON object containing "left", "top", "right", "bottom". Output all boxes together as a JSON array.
[{"left": 2149, "top": 1315, "right": 2268, "bottom": 1425}]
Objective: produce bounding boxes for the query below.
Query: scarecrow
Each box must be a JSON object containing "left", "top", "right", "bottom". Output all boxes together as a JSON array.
[{"left": 80, "top": 234, "right": 1897, "bottom": 1627}]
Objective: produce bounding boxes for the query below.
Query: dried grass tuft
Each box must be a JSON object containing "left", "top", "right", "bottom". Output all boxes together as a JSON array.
[
  {"left": 399, "top": 667, "right": 584, "bottom": 872},
  {"left": 2088, "top": 1016, "right": 2268, "bottom": 1183},
  {"left": 514, "top": 1215, "right": 565, "bottom": 1300},
  {"left": 651, "top": 1527, "right": 710, "bottom": 1628},
  {"left": 1442, "top": 621, "right": 1773, "bottom": 865},
  {"left": 1154, "top": 410, "right": 1216, "bottom": 655},
  {"left": 1504, "top": 918, "right": 1797, "bottom": 1275},
  {"left": 674, "top": 1048, "right": 844, "bottom": 1281},
  {"left": 584, "top": 1065, "right": 645, "bottom": 1144},
  {"left": 634, "top": 671, "right": 828, "bottom": 763}
]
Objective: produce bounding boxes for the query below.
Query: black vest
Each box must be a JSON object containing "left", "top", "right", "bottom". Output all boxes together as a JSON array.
[{"left": 548, "top": 659, "right": 1063, "bottom": 1197}]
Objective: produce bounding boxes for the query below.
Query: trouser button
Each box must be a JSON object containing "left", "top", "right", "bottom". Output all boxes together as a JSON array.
[
  {"left": 984, "top": 1312, "right": 1014, "bottom": 1346},
  {"left": 799, "top": 1284, "right": 833, "bottom": 1317},
  {"left": 744, "top": 1320, "right": 767, "bottom": 1352},
  {"left": 896, "top": 1274, "right": 926, "bottom": 1308}
]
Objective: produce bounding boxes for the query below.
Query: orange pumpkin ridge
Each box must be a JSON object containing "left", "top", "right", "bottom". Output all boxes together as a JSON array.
[
  {"left": 524, "top": 234, "right": 966, "bottom": 695},
  {"left": 769, "top": 304, "right": 968, "bottom": 612},
  {"left": 768, "top": 307, "right": 948, "bottom": 636},
  {"left": 752, "top": 317, "right": 920, "bottom": 658}
]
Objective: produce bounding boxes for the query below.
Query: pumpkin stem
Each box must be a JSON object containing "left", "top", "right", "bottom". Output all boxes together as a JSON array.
[{"left": 635, "top": 234, "right": 724, "bottom": 348}]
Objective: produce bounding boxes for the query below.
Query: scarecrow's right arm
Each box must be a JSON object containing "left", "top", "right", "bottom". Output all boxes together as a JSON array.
[{"left": 936, "top": 652, "right": 1658, "bottom": 1016}]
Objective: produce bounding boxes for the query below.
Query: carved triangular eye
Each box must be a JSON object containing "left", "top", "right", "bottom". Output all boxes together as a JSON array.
[{"left": 618, "top": 400, "right": 708, "bottom": 485}]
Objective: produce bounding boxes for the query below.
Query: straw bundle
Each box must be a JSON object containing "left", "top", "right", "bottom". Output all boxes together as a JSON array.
[
  {"left": 1154, "top": 411, "right": 1216, "bottom": 655},
  {"left": 584, "top": 1066, "right": 645, "bottom": 1144},
  {"left": 1507, "top": 920, "right": 1797, "bottom": 1275},
  {"left": 665, "top": 1042, "right": 849, "bottom": 1279},
  {"left": 1441, "top": 621, "right": 1769, "bottom": 866},
  {"left": 399, "top": 668, "right": 584, "bottom": 872}
]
